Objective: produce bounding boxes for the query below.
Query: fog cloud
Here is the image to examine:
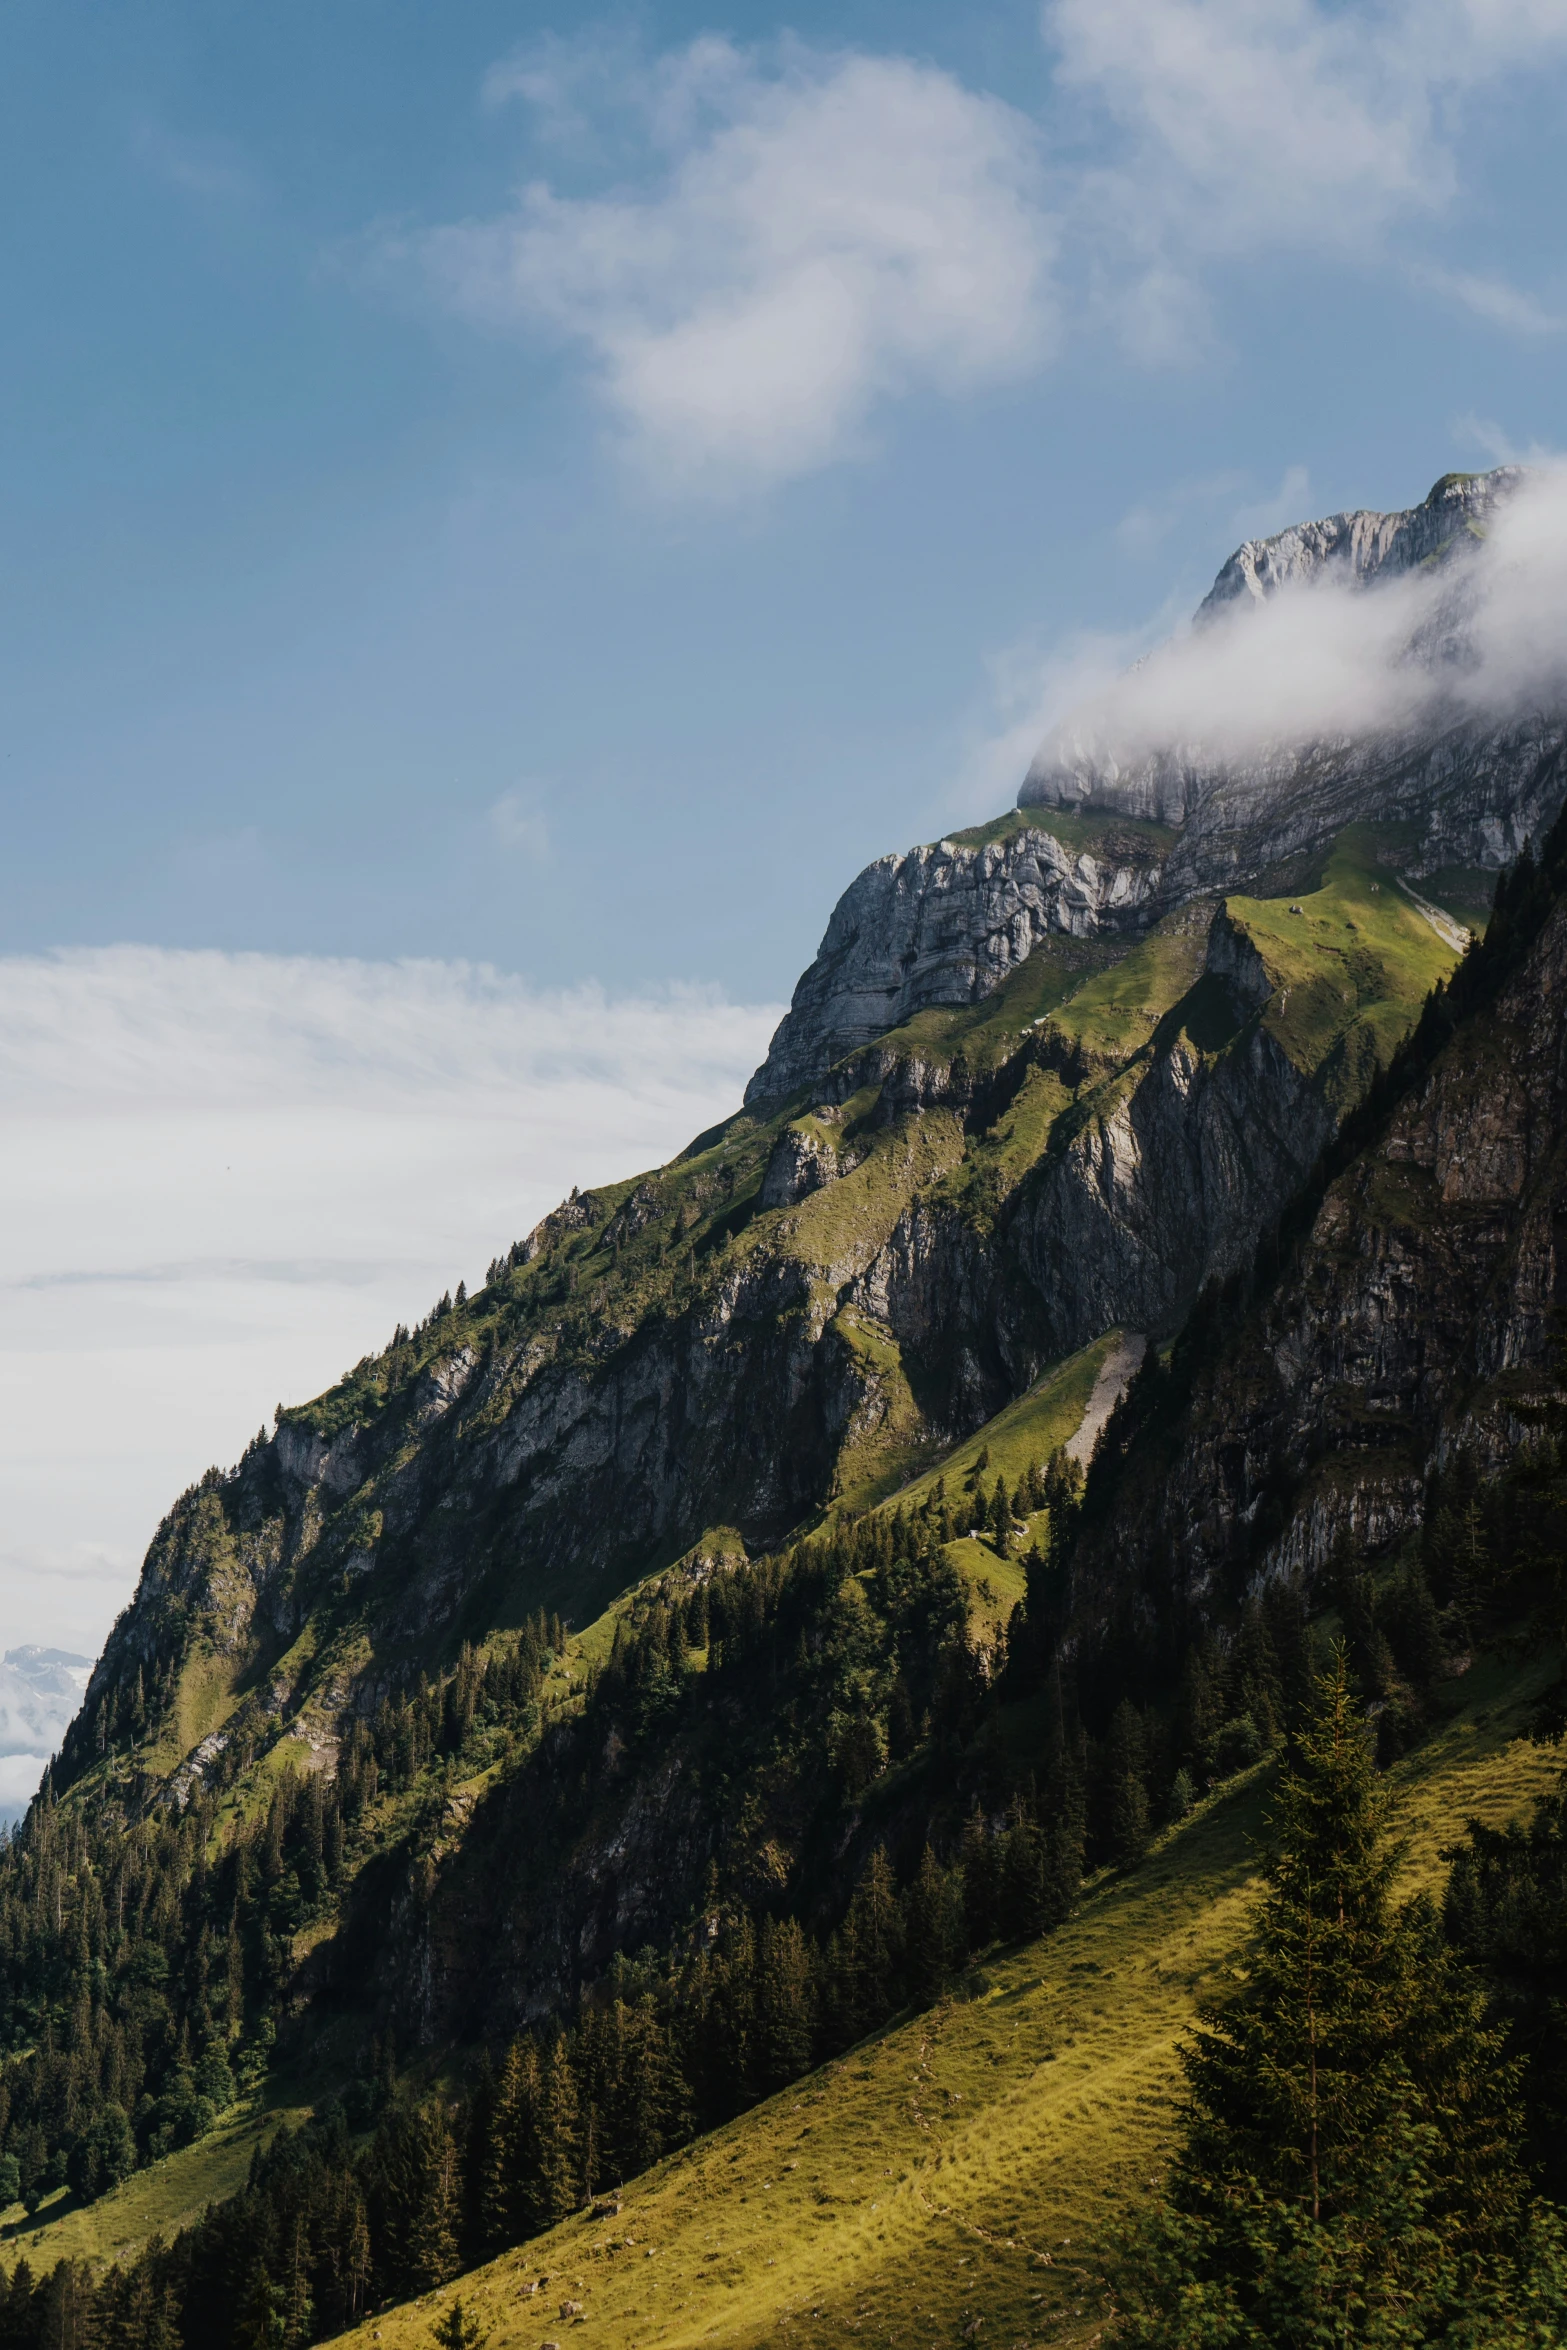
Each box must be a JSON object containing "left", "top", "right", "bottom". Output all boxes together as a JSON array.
[
  {"left": 1029, "top": 465, "right": 1567, "bottom": 791},
  {"left": 0, "top": 950, "right": 776, "bottom": 1658}
]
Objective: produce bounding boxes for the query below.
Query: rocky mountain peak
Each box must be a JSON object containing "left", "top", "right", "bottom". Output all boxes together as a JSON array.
[
  {"left": 1195, "top": 465, "right": 1524, "bottom": 621},
  {"left": 749, "top": 469, "right": 1562, "bottom": 1109}
]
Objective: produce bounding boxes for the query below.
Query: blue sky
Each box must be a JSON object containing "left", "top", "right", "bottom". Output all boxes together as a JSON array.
[
  {"left": 5, "top": 0, "right": 1565, "bottom": 995},
  {"left": 2, "top": 0, "right": 1566, "bottom": 1667}
]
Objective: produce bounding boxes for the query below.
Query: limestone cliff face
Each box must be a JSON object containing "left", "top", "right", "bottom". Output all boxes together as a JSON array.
[
  {"left": 1021, "top": 468, "right": 1567, "bottom": 887},
  {"left": 1075, "top": 897, "right": 1567, "bottom": 1620},
  {"left": 1195, "top": 468, "right": 1522, "bottom": 616},
  {"left": 745, "top": 825, "right": 1166, "bottom": 1105},
  {"left": 1026, "top": 708, "right": 1564, "bottom": 899},
  {"left": 750, "top": 474, "right": 1564, "bottom": 1110},
  {"left": 73, "top": 889, "right": 1348, "bottom": 1807}
]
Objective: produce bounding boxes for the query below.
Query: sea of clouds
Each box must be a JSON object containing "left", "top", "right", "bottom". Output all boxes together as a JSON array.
[{"left": 0, "top": 951, "right": 778, "bottom": 1677}]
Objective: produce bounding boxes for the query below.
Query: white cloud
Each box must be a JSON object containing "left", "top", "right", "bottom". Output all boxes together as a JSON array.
[
  {"left": 369, "top": 6, "right": 1567, "bottom": 493},
  {"left": 956, "top": 464, "right": 1314, "bottom": 813},
  {"left": 1026, "top": 460, "right": 1567, "bottom": 793},
  {"left": 1112, "top": 465, "right": 1310, "bottom": 560},
  {"left": 1229, "top": 464, "right": 1314, "bottom": 544},
  {"left": 406, "top": 41, "right": 1054, "bottom": 494},
  {"left": 1051, "top": 0, "right": 1443, "bottom": 253},
  {"left": 0, "top": 949, "right": 777, "bottom": 1659},
  {"left": 1453, "top": 413, "right": 1561, "bottom": 464},
  {"left": 950, "top": 611, "right": 1177, "bottom": 822},
  {"left": 1048, "top": 0, "right": 1567, "bottom": 339},
  {"left": 1416, "top": 265, "right": 1565, "bottom": 335},
  {"left": 0, "top": 1755, "right": 51, "bottom": 1819},
  {"left": 489, "top": 788, "right": 551, "bottom": 856},
  {"left": 131, "top": 119, "right": 256, "bottom": 204}
]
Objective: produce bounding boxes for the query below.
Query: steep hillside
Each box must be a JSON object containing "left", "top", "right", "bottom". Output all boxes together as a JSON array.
[
  {"left": 1069, "top": 812, "right": 1567, "bottom": 1646},
  {"left": 6, "top": 466, "right": 1567, "bottom": 2346},
  {"left": 16, "top": 1643, "right": 1555, "bottom": 2348},
  {"left": 60, "top": 474, "right": 1565, "bottom": 1875},
  {"left": 320, "top": 1651, "right": 1558, "bottom": 2350},
  {"left": 58, "top": 827, "right": 1457, "bottom": 1838}
]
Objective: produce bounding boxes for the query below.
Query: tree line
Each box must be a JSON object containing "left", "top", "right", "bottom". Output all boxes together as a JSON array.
[
  {"left": 0, "top": 1619, "right": 564, "bottom": 2218},
  {"left": 1109, "top": 1648, "right": 1567, "bottom": 2346}
]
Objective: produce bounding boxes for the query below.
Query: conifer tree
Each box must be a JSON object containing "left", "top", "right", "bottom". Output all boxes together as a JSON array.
[
  {"left": 757, "top": 1919, "right": 817, "bottom": 2091},
  {"left": 1105, "top": 1700, "right": 1150, "bottom": 1867},
  {"left": 232, "top": 2259, "right": 286, "bottom": 2350},
  {"left": 834, "top": 1850, "right": 904, "bottom": 2041},
  {"left": 998, "top": 1795, "right": 1048, "bottom": 1943},
  {"left": 405, "top": 2104, "right": 462, "bottom": 2292},
  {"left": 1110, "top": 1646, "right": 1530, "bottom": 2345},
  {"left": 960, "top": 1802, "right": 997, "bottom": 1950},
  {"left": 905, "top": 1844, "right": 954, "bottom": 2004},
  {"left": 479, "top": 2037, "right": 537, "bottom": 2249},
  {"left": 534, "top": 2034, "right": 581, "bottom": 2226},
  {"left": 989, "top": 1475, "right": 1013, "bottom": 1551},
  {"left": 614, "top": 1995, "right": 683, "bottom": 2176},
  {"left": 1041, "top": 1798, "right": 1085, "bottom": 1930},
  {"left": 431, "top": 2297, "right": 490, "bottom": 2349}
]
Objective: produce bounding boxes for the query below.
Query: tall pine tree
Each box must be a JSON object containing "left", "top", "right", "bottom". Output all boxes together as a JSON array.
[{"left": 1111, "top": 1646, "right": 1532, "bottom": 2346}]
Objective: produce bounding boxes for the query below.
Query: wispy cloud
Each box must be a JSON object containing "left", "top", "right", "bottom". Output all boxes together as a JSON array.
[
  {"left": 369, "top": 6, "right": 1567, "bottom": 496},
  {"left": 0, "top": 949, "right": 778, "bottom": 1656},
  {"left": 948, "top": 607, "right": 1181, "bottom": 822},
  {"left": 131, "top": 118, "right": 257, "bottom": 204},
  {"left": 1050, "top": 0, "right": 1567, "bottom": 274},
  {"left": 1112, "top": 466, "right": 1314, "bottom": 561},
  {"left": 1416, "top": 264, "right": 1565, "bottom": 335},
  {"left": 489, "top": 788, "right": 551, "bottom": 857},
  {"left": 393, "top": 39, "right": 1054, "bottom": 496},
  {"left": 1027, "top": 460, "right": 1567, "bottom": 798},
  {"left": 1454, "top": 413, "right": 1561, "bottom": 464}
]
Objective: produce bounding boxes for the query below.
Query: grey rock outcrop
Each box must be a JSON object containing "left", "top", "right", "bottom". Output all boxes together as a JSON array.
[
  {"left": 1074, "top": 892, "right": 1567, "bottom": 1625},
  {"left": 1195, "top": 467, "right": 1521, "bottom": 616},
  {"left": 746, "top": 825, "right": 1167, "bottom": 1104},
  {"left": 750, "top": 471, "right": 1565, "bottom": 1108},
  {"left": 1022, "top": 467, "right": 1567, "bottom": 878}
]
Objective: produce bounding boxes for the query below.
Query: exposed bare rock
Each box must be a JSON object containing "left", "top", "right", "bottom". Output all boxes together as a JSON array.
[
  {"left": 1022, "top": 469, "right": 1567, "bottom": 887},
  {"left": 1078, "top": 896, "right": 1567, "bottom": 1615},
  {"left": 746, "top": 826, "right": 1167, "bottom": 1104},
  {"left": 751, "top": 474, "right": 1564, "bottom": 1111}
]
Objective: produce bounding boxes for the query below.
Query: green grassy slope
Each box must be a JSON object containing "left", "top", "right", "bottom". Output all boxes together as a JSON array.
[
  {"left": 528, "top": 1336, "right": 1111, "bottom": 1696},
  {"left": 1, "top": 2084, "right": 313, "bottom": 2270},
  {"left": 321, "top": 1644, "right": 1558, "bottom": 2350},
  {"left": 1227, "top": 826, "right": 1458, "bottom": 1109},
  {"left": 872, "top": 1338, "right": 1114, "bottom": 1522},
  {"left": 11, "top": 815, "right": 1480, "bottom": 2318}
]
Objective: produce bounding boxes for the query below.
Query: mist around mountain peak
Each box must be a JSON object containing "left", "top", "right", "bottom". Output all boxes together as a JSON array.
[{"left": 1023, "top": 461, "right": 1567, "bottom": 818}]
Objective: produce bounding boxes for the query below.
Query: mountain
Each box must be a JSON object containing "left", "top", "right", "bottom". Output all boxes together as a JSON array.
[
  {"left": 64, "top": 473, "right": 1554, "bottom": 1828},
  {"left": 1022, "top": 466, "right": 1565, "bottom": 903},
  {"left": 3, "top": 466, "right": 1566, "bottom": 2347}
]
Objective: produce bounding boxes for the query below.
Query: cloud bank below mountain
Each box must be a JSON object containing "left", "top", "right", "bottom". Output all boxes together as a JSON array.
[{"left": 0, "top": 950, "right": 777, "bottom": 1660}]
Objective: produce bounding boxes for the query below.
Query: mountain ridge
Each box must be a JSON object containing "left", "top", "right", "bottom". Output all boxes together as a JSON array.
[{"left": 5, "top": 465, "right": 1567, "bottom": 2350}]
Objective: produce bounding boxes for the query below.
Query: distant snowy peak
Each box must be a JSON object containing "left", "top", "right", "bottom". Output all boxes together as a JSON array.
[{"left": 0, "top": 1646, "right": 91, "bottom": 1824}]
